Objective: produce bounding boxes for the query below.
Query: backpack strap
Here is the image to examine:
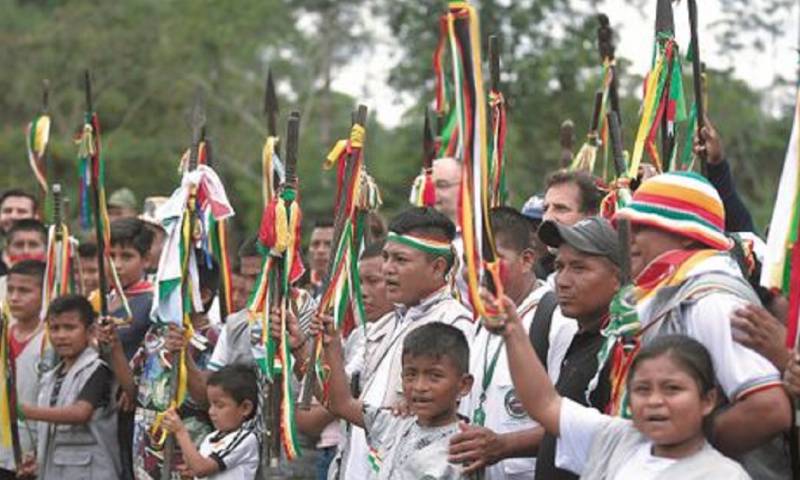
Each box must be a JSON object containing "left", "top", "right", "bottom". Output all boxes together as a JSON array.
[{"left": 528, "top": 290, "right": 558, "bottom": 371}]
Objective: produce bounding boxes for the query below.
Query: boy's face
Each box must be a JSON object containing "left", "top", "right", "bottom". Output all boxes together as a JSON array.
[
  {"left": 401, "top": 353, "right": 473, "bottom": 427},
  {"left": 48, "top": 311, "right": 91, "bottom": 360},
  {"left": 6, "top": 273, "right": 42, "bottom": 322},
  {"left": 359, "top": 256, "right": 393, "bottom": 322},
  {"left": 382, "top": 241, "right": 447, "bottom": 307},
  {"left": 80, "top": 256, "right": 100, "bottom": 294},
  {"left": 6, "top": 230, "right": 46, "bottom": 265},
  {"left": 109, "top": 244, "right": 146, "bottom": 288},
  {"left": 207, "top": 384, "right": 253, "bottom": 433}
]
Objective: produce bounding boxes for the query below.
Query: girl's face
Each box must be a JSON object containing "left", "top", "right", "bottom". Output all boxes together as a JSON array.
[
  {"left": 207, "top": 385, "right": 253, "bottom": 433},
  {"left": 629, "top": 354, "right": 717, "bottom": 458}
]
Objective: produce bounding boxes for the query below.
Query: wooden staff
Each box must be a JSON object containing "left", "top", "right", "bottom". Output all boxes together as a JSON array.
[
  {"left": 597, "top": 14, "right": 622, "bottom": 127},
  {"left": 655, "top": 0, "right": 676, "bottom": 167},
  {"left": 298, "top": 105, "right": 368, "bottom": 409},
  {"left": 687, "top": 0, "right": 707, "bottom": 176}
]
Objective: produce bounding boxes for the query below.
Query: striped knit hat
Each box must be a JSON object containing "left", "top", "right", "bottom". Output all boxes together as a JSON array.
[{"left": 614, "top": 171, "right": 733, "bottom": 250}]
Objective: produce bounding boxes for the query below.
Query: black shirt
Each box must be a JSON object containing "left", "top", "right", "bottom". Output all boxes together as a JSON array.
[{"left": 534, "top": 327, "right": 611, "bottom": 480}]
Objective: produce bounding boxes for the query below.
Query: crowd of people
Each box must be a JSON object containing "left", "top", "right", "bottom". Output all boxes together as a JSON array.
[{"left": 0, "top": 114, "right": 799, "bottom": 480}]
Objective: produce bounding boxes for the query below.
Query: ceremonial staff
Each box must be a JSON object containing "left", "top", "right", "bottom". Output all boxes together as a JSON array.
[
  {"left": 42, "top": 184, "right": 76, "bottom": 316},
  {"left": 26, "top": 80, "right": 51, "bottom": 207},
  {"left": 655, "top": 0, "right": 676, "bottom": 167},
  {"left": 571, "top": 91, "right": 604, "bottom": 173},
  {"left": 409, "top": 109, "right": 436, "bottom": 208},
  {"left": 687, "top": 0, "right": 707, "bottom": 175},
  {"left": 488, "top": 34, "right": 508, "bottom": 207},
  {"left": 597, "top": 14, "right": 621, "bottom": 129},
  {"left": 161, "top": 89, "right": 206, "bottom": 480}
]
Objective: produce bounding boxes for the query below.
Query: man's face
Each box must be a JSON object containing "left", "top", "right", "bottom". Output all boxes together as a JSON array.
[
  {"left": 6, "top": 273, "right": 42, "bottom": 322},
  {"left": 554, "top": 244, "right": 619, "bottom": 323},
  {"left": 80, "top": 256, "right": 100, "bottom": 294},
  {"left": 109, "top": 244, "right": 146, "bottom": 288},
  {"left": 630, "top": 224, "right": 690, "bottom": 279},
  {"left": 382, "top": 241, "right": 446, "bottom": 307},
  {"left": 432, "top": 158, "right": 461, "bottom": 223},
  {"left": 0, "top": 196, "right": 36, "bottom": 233},
  {"left": 359, "top": 256, "right": 393, "bottom": 322},
  {"left": 48, "top": 311, "right": 90, "bottom": 361},
  {"left": 494, "top": 234, "right": 535, "bottom": 305},
  {"left": 309, "top": 227, "right": 334, "bottom": 276},
  {"left": 543, "top": 182, "right": 585, "bottom": 226},
  {"left": 6, "top": 230, "right": 46, "bottom": 265}
]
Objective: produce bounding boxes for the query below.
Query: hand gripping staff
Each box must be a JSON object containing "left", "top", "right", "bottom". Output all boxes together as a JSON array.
[{"left": 299, "top": 105, "right": 382, "bottom": 408}]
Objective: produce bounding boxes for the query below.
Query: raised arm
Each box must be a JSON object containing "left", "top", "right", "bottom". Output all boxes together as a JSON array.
[
  {"left": 315, "top": 314, "right": 365, "bottom": 427},
  {"left": 96, "top": 319, "right": 136, "bottom": 399},
  {"left": 162, "top": 409, "right": 219, "bottom": 477},
  {"left": 491, "top": 294, "right": 563, "bottom": 435}
]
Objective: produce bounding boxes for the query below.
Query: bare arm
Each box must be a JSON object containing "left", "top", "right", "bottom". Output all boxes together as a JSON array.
[
  {"left": 317, "top": 314, "right": 364, "bottom": 428},
  {"left": 449, "top": 423, "right": 544, "bottom": 473},
  {"left": 493, "top": 295, "right": 562, "bottom": 436},
  {"left": 96, "top": 321, "right": 136, "bottom": 398},
  {"left": 712, "top": 386, "right": 792, "bottom": 456},
  {"left": 163, "top": 410, "right": 219, "bottom": 477},
  {"left": 295, "top": 404, "right": 337, "bottom": 438},
  {"left": 21, "top": 401, "right": 94, "bottom": 425},
  {"left": 164, "top": 325, "right": 209, "bottom": 404}
]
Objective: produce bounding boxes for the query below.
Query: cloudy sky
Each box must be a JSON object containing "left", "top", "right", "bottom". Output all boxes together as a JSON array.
[{"left": 331, "top": 0, "right": 800, "bottom": 127}]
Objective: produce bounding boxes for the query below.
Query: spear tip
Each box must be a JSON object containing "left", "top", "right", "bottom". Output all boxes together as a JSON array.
[
  {"left": 655, "top": 0, "right": 676, "bottom": 36},
  {"left": 264, "top": 69, "right": 279, "bottom": 135}
]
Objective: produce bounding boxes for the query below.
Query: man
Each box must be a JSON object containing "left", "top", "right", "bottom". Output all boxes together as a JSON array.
[
  {"left": 542, "top": 170, "right": 602, "bottom": 226},
  {"left": 449, "top": 207, "right": 548, "bottom": 479},
  {"left": 521, "top": 194, "right": 550, "bottom": 280},
  {"left": 308, "top": 220, "right": 334, "bottom": 297},
  {"left": 107, "top": 187, "right": 138, "bottom": 221},
  {"left": 0, "top": 189, "right": 38, "bottom": 235},
  {"left": 614, "top": 171, "right": 792, "bottom": 479},
  {"left": 432, "top": 157, "right": 461, "bottom": 225},
  {"left": 336, "top": 206, "right": 473, "bottom": 479}
]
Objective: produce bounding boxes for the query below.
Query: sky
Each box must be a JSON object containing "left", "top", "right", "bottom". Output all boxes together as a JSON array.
[{"left": 330, "top": 1, "right": 800, "bottom": 128}]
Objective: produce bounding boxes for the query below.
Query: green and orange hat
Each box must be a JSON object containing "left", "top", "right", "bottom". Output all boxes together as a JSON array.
[{"left": 614, "top": 171, "right": 733, "bottom": 251}]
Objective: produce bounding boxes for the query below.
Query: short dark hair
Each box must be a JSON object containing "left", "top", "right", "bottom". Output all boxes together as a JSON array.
[
  {"left": 544, "top": 169, "right": 602, "bottom": 214},
  {"left": 388, "top": 207, "right": 456, "bottom": 242},
  {"left": 8, "top": 218, "right": 47, "bottom": 242},
  {"left": 628, "top": 334, "right": 715, "bottom": 395},
  {"left": 197, "top": 253, "right": 220, "bottom": 312},
  {"left": 389, "top": 207, "right": 456, "bottom": 271},
  {"left": 360, "top": 241, "right": 385, "bottom": 261},
  {"left": 0, "top": 189, "right": 38, "bottom": 213},
  {"left": 8, "top": 259, "right": 46, "bottom": 285},
  {"left": 47, "top": 294, "right": 96, "bottom": 327},
  {"left": 402, "top": 323, "right": 469, "bottom": 374},
  {"left": 77, "top": 242, "right": 98, "bottom": 258},
  {"left": 207, "top": 364, "right": 259, "bottom": 419},
  {"left": 490, "top": 206, "right": 534, "bottom": 253},
  {"left": 110, "top": 218, "right": 154, "bottom": 255},
  {"left": 313, "top": 219, "right": 334, "bottom": 230}
]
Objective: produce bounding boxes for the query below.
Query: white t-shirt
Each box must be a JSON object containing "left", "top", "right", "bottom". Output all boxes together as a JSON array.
[
  {"left": 556, "top": 398, "right": 676, "bottom": 479},
  {"left": 198, "top": 426, "right": 260, "bottom": 480}
]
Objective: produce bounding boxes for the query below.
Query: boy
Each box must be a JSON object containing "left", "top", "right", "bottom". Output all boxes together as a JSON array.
[
  {"left": 97, "top": 254, "right": 221, "bottom": 480},
  {"left": 107, "top": 217, "right": 155, "bottom": 359},
  {"left": 162, "top": 364, "right": 260, "bottom": 479},
  {"left": 1, "top": 260, "right": 56, "bottom": 478},
  {"left": 21, "top": 294, "right": 120, "bottom": 480},
  {"left": 0, "top": 219, "right": 47, "bottom": 304},
  {"left": 77, "top": 242, "right": 100, "bottom": 294},
  {"left": 321, "top": 319, "right": 473, "bottom": 479}
]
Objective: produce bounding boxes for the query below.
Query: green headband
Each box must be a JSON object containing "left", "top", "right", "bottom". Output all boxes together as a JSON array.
[{"left": 386, "top": 231, "right": 453, "bottom": 258}]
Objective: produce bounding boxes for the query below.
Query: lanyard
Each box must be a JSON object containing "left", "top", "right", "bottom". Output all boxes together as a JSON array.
[{"left": 472, "top": 297, "right": 540, "bottom": 426}]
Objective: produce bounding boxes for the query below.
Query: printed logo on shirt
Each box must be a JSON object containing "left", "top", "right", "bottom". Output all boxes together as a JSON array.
[{"left": 504, "top": 389, "right": 526, "bottom": 419}]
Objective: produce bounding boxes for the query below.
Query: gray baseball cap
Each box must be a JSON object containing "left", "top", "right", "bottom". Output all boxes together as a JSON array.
[{"left": 537, "top": 216, "right": 622, "bottom": 267}]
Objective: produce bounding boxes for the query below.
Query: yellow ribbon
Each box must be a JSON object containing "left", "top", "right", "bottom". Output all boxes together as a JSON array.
[{"left": 324, "top": 124, "right": 366, "bottom": 169}]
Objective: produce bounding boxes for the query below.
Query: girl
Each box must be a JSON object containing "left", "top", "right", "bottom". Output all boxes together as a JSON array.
[
  {"left": 491, "top": 294, "right": 750, "bottom": 479},
  {"left": 162, "top": 364, "right": 260, "bottom": 480}
]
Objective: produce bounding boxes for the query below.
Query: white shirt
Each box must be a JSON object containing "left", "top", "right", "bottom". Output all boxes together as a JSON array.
[
  {"left": 343, "top": 287, "right": 473, "bottom": 480},
  {"left": 462, "top": 284, "right": 547, "bottom": 480},
  {"left": 198, "top": 427, "right": 260, "bottom": 480}
]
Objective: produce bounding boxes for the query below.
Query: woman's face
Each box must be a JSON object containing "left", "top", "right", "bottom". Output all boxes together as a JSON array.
[{"left": 629, "top": 354, "right": 717, "bottom": 458}]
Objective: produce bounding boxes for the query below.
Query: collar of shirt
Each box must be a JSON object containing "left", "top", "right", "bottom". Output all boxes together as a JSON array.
[{"left": 392, "top": 286, "right": 452, "bottom": 325}]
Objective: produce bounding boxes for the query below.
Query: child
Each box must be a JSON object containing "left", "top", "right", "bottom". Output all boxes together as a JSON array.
[
  {"left": 97, "top": 254, "right": 221, "bottom": 480},
  {"left": 21, "top": 294, "right": 121, "bottom": 480},
  {"left": 2, "top": 260, "right": 56, "bottom": 478},
  {"left": 77, "top": 242, "right": 100, "bottom": 294},
  {"left": 162, "top": 364, "right": 260, "bottom": 479},
  {"left": 319, "top": 318, "right": 474, "bottom": 479},
  {"left": 491, "top": 293, "right": 750, "bottom": 479},
  {"left": 107, "top": 217, "right": 155, "bottom": 359}
]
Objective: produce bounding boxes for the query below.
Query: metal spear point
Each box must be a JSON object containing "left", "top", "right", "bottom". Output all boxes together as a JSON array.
[
  {"left": 655, "top": 0, "right": 675, "bottom": 37},
  {"left": 188, "top": 87, "right": 207, "bottom": 172}
]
